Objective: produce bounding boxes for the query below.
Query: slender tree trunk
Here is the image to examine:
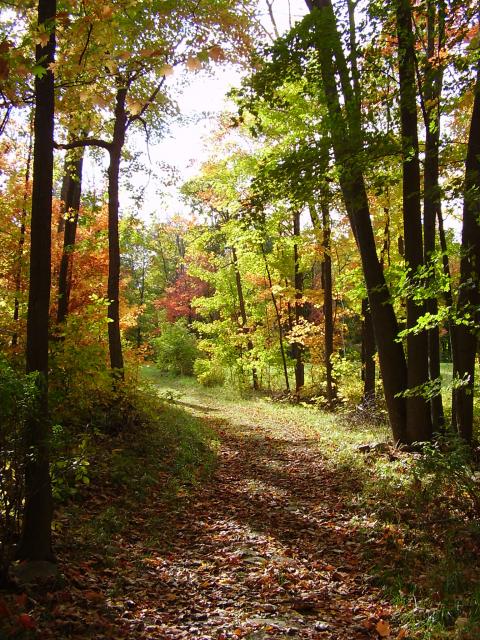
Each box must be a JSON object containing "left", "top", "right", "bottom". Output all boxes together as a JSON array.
[
  {"left": 361, "top": 298, "right": 376, "bottom": 402},
  {"left": 17, "top": 0, "right": 56, "bottom": 562},
  {"left": 292, "top": 210, "right": 304, "bottom": 392},
  {"left": 305, "top": 0, "right": 408, "bottom": 443},
  {"left": 11, "top": 122, "right": 33, "bottom": 348},
  {"left": 309, "top": 200, "right": 336, "bottom": 406},
  {"left": 437, "top": 204, "right": 457, "bottom": 423},
  {"left": 422, "top": 0, "right": 446, "bottom": 430},
  {"left": 107, "top": 88, "right": 127, "bottom": 374},
  {"left": 396, "top": 0, "right": 432, "bottom": 442},
  {"left": 232, "top": 246, "right": 259, "bottom": 390},
  {"left": 262, "top": 245, "right": 290, "bottom": 392},
  {"left": 56, "top": 151, "right": 84, "bottom": 324},
  {"left": 137, "top": 261, "right": 145, "bottom": 348},
  {"left": 320, "top": 200, "right": 336, "bottom": 406},
  {"left": 453, "top": 56, "right": 480, "bottom": 442}
]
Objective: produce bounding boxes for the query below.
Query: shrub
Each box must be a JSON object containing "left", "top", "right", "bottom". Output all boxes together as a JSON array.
[
  {"left": 0, "top": 356, "right": 38, "bottom": 572},
  {"left": 194, "top": 358, "right": 225, "bottom": 387},
  {"left": 152, "top": 320, "right": 199, "bottom": 375}
]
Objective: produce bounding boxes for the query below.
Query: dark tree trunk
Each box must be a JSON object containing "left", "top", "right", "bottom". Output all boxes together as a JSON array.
[
  {"left": 292, "top": 210, "right": 304, "bottom": 393},
  {"left": 16, "top": 0, "right": 56, "bottom": 562},
  {"left": 107, "top": 88, "right": 127, "bottom": 374},
  {"left": 11, "top": 123, "right": 33, "bottom": 348},
  {"left": 305, "top": 0, "right": 408, "bottom": 443},
  {"left": 453, "top": 57, "right": 480, "bottom": 442},
  {"left": 56, "top": 151, "right": 84, "bottom": 324},
  {"left": 396, "top": 0, "right": 432, "bottom": 442},
  {"left": 232, "top": 246, "right": 259, "bottom": 390},
  {"left": 320, "top": 200, "right": 336, "bottom": 406},
  {"left": 422, "top": 0, "right": 445, "bottom": 430},
  {"left": 309, "top": 200, "right": 336, "bottom": 406},
  {"left": 361, "top": 298, "right": 376, "bottom": 403}
]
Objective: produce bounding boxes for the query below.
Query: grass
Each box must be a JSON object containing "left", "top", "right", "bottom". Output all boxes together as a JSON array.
[{"left": 55, "top": 378, "right": 219, "bottom": 558}]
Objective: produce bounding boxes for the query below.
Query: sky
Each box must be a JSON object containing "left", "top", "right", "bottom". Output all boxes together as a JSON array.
[{"left": 83, "top": 0, "right": 309, "bottom": 223}]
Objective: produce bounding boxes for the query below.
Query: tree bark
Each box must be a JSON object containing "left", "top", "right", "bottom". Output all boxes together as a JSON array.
[
  {"left": 361, "top": 297, "right": 376, "bottom": 403},
  {"left": 56, "top": 150, "right": 84, "bottom": 324},
  {"left": 396, "top": 0, "right": 432, "bottom": 442},
  {"left": 422, "top": 0, "right": 445, "bottom": 430},
  {"left": 292, "top": 209, "right": 304, "bottom": 393},
  {"left": 453, "top": 56, "right": 480, "bottom": 442},
  {"left": 232, "top": 246, "right": 259, "bottom": 390},
  {"left": 305, "top": 0, "right": 408, "bottom": 443},
  {"left": 107, "top": 87, "right": 127, "bottom": 374},
  {"left": 17, "top": 0, "right": 56, "bottom": 562}
]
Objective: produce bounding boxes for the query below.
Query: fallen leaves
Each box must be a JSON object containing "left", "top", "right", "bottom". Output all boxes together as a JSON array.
[{"left": 3, "top": 394, "right": 411, "bottom": 640}]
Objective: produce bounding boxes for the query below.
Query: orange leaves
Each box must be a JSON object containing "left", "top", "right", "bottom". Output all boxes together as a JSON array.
[{"left": 376, "top": 619, "right": 391, "bottom": 637}]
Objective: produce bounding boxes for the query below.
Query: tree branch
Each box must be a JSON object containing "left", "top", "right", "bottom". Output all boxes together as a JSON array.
[{"left": 54, "top": 138, "right": 112, "bottom": 151}]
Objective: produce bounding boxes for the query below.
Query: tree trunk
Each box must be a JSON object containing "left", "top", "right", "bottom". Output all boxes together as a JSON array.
[
  {"left": 396, "top": 0, "right": 432, "bottom": 442},
  {"left": 305, "top": 0, "right": 408, "bottom": 443},
  {"left": 16, "top": 0, "right": 56, "bottom": 563},
  {"left": 232, "top": 246, "right": 259, "bottom": 390},
  {"left": 320, "top": 200, "right": 336, "bottom": 406},
  {"left": 453, "top": 56, "right": 480, "bottom": 442},
  {"left": 107, "top": 88, "right": 127, "bottom": 374},
  {"left": 292, "top": 210, "right": 304, "bottom": 393},
  {"left": 56, "top": 151, "right": 84, "bottom": 324},
  {"left": 262, "top": 245, "right": 290, "bottom": 392},
  {"left": 422, "top": 0, "right": 445, "bottom": 431},
  {"left": 11, "top": 122, "right": 33, "bottom": 348},
  {"left": 361, "top": 298, "right": 376, "bottom": 403},
  {"left": 309, "top": 200, "right": 336, "bottom": 406}
]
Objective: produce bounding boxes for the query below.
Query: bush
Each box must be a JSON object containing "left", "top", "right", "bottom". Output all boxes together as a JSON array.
[
  {"left": 0, "top": 357, "right": 38, "bottom": 572},
  {"left": 152, "top": 320, "right": 199, "bottom": 375},
  {"left": 194, "top": 358, "right": 225, "bottom": 387}
]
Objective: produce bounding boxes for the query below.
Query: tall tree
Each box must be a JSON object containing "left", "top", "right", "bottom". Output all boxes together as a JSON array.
[
  {"left": 453, "top": 50, "right": 480, "bottom": 442},
  {"left": 396, "top": 0, "right": 432, "bottom": 442},
  {"left": 17, "top": 0, "right": 56, "bottom": 562}
]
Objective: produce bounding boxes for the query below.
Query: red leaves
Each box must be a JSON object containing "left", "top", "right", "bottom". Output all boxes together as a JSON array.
[{"left": 17, "top": 613, "right": 36, "bottom": 630}]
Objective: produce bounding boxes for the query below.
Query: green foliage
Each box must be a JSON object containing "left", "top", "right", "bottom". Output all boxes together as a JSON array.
[
  {"left": 152, "top": 320, "right": 199, "bottom": 375},
  {"left": 0, "top": 357, "right": 38, "bottom": 565},
  {"left": 331, "top": 353, "right": 363, "bottom": 406},
  {"left": 413, "top": 435, "right": 480, "bottom": 517},
  {"left": 50, "top": 427, "right": 91, "bottom": 502},
  {"left": 193, "top": 357, "right": 225, "bottom": 387}
]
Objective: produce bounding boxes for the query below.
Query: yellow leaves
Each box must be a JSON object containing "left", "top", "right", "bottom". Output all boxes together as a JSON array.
[
  {"left": 105, "top": 59, "right": 118, "bottom": 75},
  {"left": 126, "top": 99, "right": 143, "bottom": 116},
  {"left": 160, "top": 64, "right": 174, "bottom": 77}
]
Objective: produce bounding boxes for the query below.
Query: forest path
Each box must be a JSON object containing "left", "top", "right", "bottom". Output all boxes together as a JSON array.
[
  {"left": 36, "top": 380, "right": 397, "bottom": 640},
  {"left": 127, "top": 381, "right": 395, "bottom": 640}
]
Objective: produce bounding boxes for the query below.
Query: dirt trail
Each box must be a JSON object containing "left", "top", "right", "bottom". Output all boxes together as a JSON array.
[{"left": 37, "top": 394, "right": 395, "bottom": 639}]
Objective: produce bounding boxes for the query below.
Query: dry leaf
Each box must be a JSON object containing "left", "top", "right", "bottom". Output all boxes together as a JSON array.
[
  {"left": 160, "top": 64, "right": 174, "bottom": 77},
  {"left": 376, "top": 619, "right": 391, "bottom": 637},
  {"left": 186, "top": 55, "right": 201, "bottom": 71}
]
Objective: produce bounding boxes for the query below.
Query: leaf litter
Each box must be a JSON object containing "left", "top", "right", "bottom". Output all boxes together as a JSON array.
[{"left": 2, "top": 397, "right": 408, "bottom": 639}]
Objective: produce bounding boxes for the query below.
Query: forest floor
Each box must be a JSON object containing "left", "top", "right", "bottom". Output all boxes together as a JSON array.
[{"left": 3, "top": 372, "right": 479, "bottom": 639}]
